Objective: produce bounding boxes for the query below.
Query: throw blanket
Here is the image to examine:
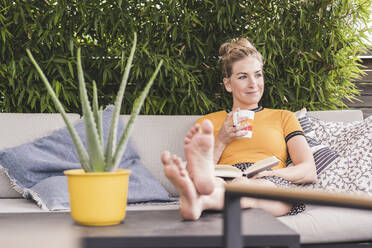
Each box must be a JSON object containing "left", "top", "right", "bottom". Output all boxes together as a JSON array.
[{"left": 0, "top": 106, "right": 172, "bottom": 210}]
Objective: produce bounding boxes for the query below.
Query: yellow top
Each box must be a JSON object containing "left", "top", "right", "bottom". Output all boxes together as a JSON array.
[{"left": 196, "top": 108, "right": 303, "bottom": 169}]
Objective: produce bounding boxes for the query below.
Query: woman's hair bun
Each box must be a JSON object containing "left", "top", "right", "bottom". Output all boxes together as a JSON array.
[
  {"left": 218, "top": 38, "right": 263, "bottom": 77},
  {"left": 218, "top": 38, "right": 255, "bottom": 57}
]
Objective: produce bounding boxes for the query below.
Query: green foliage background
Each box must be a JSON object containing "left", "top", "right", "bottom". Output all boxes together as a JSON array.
[{"left": 1, "top": 0, "right": 371, "bottom": 114}]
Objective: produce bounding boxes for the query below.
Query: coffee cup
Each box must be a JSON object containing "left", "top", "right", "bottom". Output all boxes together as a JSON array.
[{"left": 233, "top": 110, "right": 254, "bottom": 139}]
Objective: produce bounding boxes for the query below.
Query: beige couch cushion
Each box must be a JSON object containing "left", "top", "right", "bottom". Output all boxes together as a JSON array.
[
  {"left": 307, "top": 110, "right": 363, "bottom": 122},
  {"left": 279, "top": 205, "right": 372, "bottom": 243}
]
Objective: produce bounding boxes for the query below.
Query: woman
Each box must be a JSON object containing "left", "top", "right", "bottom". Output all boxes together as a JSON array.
[{"left": 161, "top": 38, "right": 316, "bottom": 220}]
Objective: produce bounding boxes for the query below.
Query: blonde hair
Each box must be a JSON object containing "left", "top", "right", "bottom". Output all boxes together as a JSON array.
[{"left": 219, "top": 38, "right": 264, "bottom": 78}]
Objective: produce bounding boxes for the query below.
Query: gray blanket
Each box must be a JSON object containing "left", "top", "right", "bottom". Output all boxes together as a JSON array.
[{"left": 0, "top": 106, "right": 172, "bottom": 210}]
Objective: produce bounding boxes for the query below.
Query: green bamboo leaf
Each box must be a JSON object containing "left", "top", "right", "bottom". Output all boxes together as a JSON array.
[
  {"left": 67, "top": 61, "right": 74, "bottom": 77},
  {"left": 26, "top": 71, "right": 33, "bottom": 86},
  {"left": 54, "top": 58, "right": 68, "bottom": 64},
  {"left": 190, "top": 15, "right": 203, "bottom": 27},
  {"left": 31, "top": 97, "right": 37, "bottom": 109},
  {"left": 1, "top": 30, "right": 5, "bottom": 42},
  {"left": 56, "top": 65, "right": 67, "bottom": 81},
  {"left": 17, "top": 89, "right": 25, "bottom": 106},
  {"left": 55, "top": 81, "right": 61, "bottom": 97},
  {"left": 103, "top": 68, "right": 108, "bottom": 85},
  {"left": 11, "top": 59, "right": 16, "bottom": 79},
  {"left": 27, "top": 90, "right": 34, "bottom": 104},
  {"left": 159, "top": 98, "right": 167, "bottom": 113}
]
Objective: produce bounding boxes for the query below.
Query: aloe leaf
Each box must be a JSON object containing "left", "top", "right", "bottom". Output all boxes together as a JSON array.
[
  {"left": 105, "top": 33, "right": 137, "bottom": 169},
  {"left": 98, "top": 106, "right": 103, "bottom": 145},
  {"left": 110, "top": 59, "right": 163, "bottom": 171},
  {"left": 26, "top": 49, "right": 92, "bottom": 172},
  {"left": 76, "top": 48, "right": 105, "bottom": 172},
  {"left": 92, "top": 80, "right": 103, "bottom": 147}
]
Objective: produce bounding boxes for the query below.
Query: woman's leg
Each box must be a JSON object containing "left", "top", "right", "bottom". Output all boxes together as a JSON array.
[
  {"left": 162, "top": 152, "right": 291, "bottom": 220},
  {"left": 231, "top": 177, "right": 293, "bottom": 217},
  {"left": 161, "top": 119, "right": 292, "bottom": 220}
]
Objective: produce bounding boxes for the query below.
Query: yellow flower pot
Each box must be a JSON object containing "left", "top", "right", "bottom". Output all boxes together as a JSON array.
[{"left": 64, "top": 169, "right": 131, "bottom": 226}]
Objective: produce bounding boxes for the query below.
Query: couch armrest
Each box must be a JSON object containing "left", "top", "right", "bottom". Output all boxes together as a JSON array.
[{"left": 223, "top": 183, "right": 372, "bottom": 248}]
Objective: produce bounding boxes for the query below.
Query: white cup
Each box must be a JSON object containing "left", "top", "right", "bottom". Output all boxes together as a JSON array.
[{"left": 233, "top": 110, "right": 254, "bottom": 139}]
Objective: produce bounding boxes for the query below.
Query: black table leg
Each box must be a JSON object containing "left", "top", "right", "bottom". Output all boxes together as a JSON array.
[{"left": 224, "top": 191, "right": 243, "bottom": 248}]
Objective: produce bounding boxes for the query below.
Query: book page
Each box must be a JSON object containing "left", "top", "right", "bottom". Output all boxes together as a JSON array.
[
  {"left": 244, "top": 156, "right": 279, "bottom": 178},
  {"left": 215, "top": 165, "right": 242, "bottom": 179}
]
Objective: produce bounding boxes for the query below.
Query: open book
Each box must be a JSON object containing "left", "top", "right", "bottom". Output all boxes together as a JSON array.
[{"left": 215, "top": 156, "right": 280, "bottom": 179}]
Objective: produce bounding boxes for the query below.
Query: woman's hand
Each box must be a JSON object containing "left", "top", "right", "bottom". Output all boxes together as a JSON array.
[
  {"left": 215, "top": 109, "right": 251, "bottom": 145},
  {"left": 213, "top": 109, "right": 251, "bottom": 164}
]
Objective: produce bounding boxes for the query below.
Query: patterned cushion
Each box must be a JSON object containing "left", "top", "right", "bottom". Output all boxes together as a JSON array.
[
  {"left": 290, "top": 109, "right": 339, "bottom": 175},
  {"left": 306, "top": 115, "right": 372, "bottom": 194},
  {"left": 308, "top": 116, "right": 372, "bottom": 156}
]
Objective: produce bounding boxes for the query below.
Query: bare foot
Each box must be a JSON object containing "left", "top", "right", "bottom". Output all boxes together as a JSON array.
[
  {"left": 184, "top": 119, "right": 215, "bottom": 195},
  {"left": 161, "top": 151, "right": 203, "bottom": 220}
]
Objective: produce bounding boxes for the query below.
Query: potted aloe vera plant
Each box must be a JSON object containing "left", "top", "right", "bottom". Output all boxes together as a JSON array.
[{"left": 26, "top": 33, "right": 163, "bottom": 226}]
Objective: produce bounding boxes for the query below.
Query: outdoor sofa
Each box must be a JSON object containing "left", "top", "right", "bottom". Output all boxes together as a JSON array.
[{"left": 0, "top": 109, "right": 371, "bottom": 247}]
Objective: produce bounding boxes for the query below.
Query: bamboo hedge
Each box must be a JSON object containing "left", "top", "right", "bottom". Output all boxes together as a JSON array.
[{"left": 1, "top": 0, "right": 371, "bottom": 114}]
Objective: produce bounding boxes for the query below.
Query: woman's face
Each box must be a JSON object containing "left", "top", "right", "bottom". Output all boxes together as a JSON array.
[{"left": 223, "top": 56, "right": 264, "bottom": 110}]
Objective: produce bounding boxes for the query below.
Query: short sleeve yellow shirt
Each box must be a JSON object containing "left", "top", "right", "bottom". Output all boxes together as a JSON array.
[{"left": 196, "top": 108, "right": 303, "bottom": 169}]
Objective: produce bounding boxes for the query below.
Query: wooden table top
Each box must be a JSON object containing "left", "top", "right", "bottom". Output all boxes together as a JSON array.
[{"left": 0, "top": 208, "right": 299, "bottom": 248}]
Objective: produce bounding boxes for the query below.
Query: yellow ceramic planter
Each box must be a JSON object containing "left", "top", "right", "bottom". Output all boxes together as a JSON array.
[{"left": 64, "top": 169, "right": 131, "bottom": 226}]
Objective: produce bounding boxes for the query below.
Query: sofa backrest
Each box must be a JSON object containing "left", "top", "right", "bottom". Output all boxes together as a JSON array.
[
  {"left": 0, "top": 110, "right": 364, "bottom": 199},
  {"left": 307, "top": 110, "right": 363, "bottom": 122},
  {"left": 122, "top": 109, "right": 364, "bottom": 196},
  {"left": 121, "top": 115, "right": 201, "bottom": 196}
]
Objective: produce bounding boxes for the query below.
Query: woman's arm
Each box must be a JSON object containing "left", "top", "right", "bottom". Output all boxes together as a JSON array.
[
  {"left": 213, "top": 138, "right": 227, "bottom": 164},
  {"left": 256, "top": 135, "right": 317, "bottom": 183}
]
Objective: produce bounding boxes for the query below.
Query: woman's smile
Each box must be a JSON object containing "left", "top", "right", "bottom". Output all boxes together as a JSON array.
[{"left": 245, "top": 91, "right": 259, "bottom": 95}]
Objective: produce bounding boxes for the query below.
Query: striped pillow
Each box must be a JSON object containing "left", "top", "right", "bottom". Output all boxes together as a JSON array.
[{"left": 287, "top": 109, "right": 339, "bottom": 175}]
